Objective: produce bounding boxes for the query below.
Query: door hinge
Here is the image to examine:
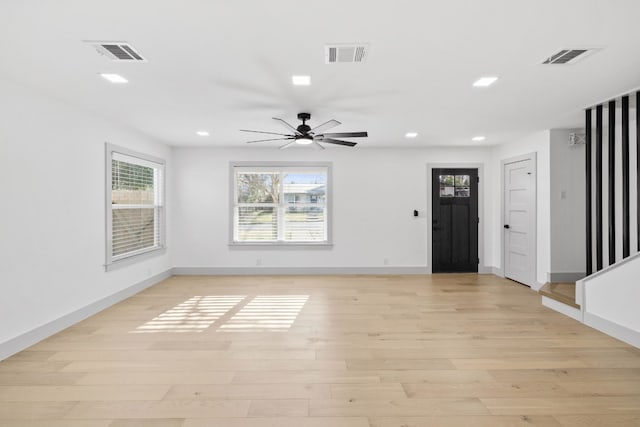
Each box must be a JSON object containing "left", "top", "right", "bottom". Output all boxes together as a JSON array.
[
  {"left": 477, "top": 258, "right": 480, "bottom": 264},
  {"left": 477, "top": 217, "right": 480, "bottom": 224},
  {"left": 476, "top": 176, "right": 480, "bottom": 183}
]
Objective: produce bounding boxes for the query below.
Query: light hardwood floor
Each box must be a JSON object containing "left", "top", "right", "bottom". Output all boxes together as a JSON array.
[{"left": 1, "top": 274, "right": 640, "bottom": 426}]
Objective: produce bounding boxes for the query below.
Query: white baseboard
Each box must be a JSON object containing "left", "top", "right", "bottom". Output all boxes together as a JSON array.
[
  {"left": 172, "top": 266, "right": 430, "bottom": 276},
  {"left": 584, "top": 312, "right": 640, "bottom": 349},
  {"left": 541, "top": 296, "right": 582, "bottom": 321},
  {"left": 491, "top": 267, "right": 504, "bottom": 277},
  {"left": 0, "top": 269, "right": 172, "bottom": 361}
]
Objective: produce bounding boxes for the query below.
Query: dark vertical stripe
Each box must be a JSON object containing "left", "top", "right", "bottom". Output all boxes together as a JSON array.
[
  {"left": 608, "top": 100, "right": 616, "bottom": 266},
  {"left": 585, "top": 109, "right": 592, "bottom": 275},
  {"left": 596, "top": 104, "right": 603, "bottom": 271},
  {"left": 621, "top": 96, "right": 630, "bottom": 258}
]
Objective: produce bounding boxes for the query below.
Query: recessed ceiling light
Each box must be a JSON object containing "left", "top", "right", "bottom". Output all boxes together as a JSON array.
[
  {"left": 472, "top": 77, "right": 498, "bottom": 87},
  {"left": 405, "top": 132, "right": 418, "bottom": 138},
  {"left": 472, "top": 136, "right": 486, "bottom": 141},
  {"left": 292, "top": 75, "right": 311, "bottom": 86},
  {"left": 100, "top": 73, "right": 128, "bottom": 84},
  {"left": 196, "top": 131, "right": 210, "bottom": 136}
]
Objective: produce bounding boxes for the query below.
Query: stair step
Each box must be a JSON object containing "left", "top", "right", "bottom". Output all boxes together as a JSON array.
[{"left": 539, "top": 282, "right": 580, "bottom": 309}]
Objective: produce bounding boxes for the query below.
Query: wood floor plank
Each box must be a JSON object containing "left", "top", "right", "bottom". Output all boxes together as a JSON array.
[
  {"left": 0, "top": 372, "right": 85, "bottom": 385},
  {"left": 165, "top": 384, "right": 330, "bottom": 400},
  {"left": 403, "top": 382, "right": 571, "bottom": 398},
  {"left": 64, "top": 399, "right": 250, "bottom": 419},
  {"left": 0, "top": 421, "right": 111, "bottom": 427},
  {"left": 60, "top": 359, "right": 345, "bottom": 372},
  {"left": 488, "top": 368, "right": 640, "bottom": 383},
  {"left": 481, "top": 396, "right": 640, "bottom": 415},
  {"left": 330, "top": 383, "right": 407, "bottom": 399},
  {"left": 232, "top": 371, "right": 381, "bottom": 384},
  {"left": 108, "top": 419, "right": 184, "bottom": 427},
  {"left": 183, "top": 416, "right": 370, "bottom": 426},
  {"left": 309, "top": 398, "right": 489, "bottom": 416},
  {"left": 554, "top": 414, "right": 640, "bottom": 426},
  {"left": 0, "top": 401, "right": 77, "bottom": 419},
  {"left": 247, "top": 399, "right": 308, "bottom": 417},
  {"left": 1, "top": 274, "right": 638, "bottom": 424},
  {"left": 77, "top": 372, "right": 235, "bottom": 385},
  {"left": 0, "top": 385, "right": 170, "bottom": 402},
  {"left": 369, "top": 415, "right": 562, "bottom": 426},
  {"left": 557, "top": 380, "right": 640, "bottom": 396}
]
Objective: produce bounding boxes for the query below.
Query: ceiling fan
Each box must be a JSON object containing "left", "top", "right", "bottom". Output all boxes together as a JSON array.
[{"left": 240, "top": 113, "right": 367, "bottom": 149}]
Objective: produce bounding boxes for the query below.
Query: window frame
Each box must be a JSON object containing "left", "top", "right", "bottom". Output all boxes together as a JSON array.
[
  {"left": 105, "top": 143, "right": 166, "bottom": 271},
  {"left": 229, "top": 162, "right": 333, "bottom": 247}
]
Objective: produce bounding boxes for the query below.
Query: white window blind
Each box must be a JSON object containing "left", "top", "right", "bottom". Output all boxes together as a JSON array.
[
  {"left": 232, "top": 165, "right": 330, "bottom": 244},
  {"left": 106, "top": 145, "right": 165, "bottom": 268}
]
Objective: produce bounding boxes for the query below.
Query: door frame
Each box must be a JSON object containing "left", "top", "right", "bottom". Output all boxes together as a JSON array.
[
  {"left": 500, "top": 152, "right": 537, "bottom": 287},
  {"left": 426, "top": 163, "right": 485, "bottom": 274}
]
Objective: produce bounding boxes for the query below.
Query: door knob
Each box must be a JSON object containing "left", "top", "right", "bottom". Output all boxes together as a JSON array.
[{"left": 504, "top": 224, "right": 510, "bottom": 229}]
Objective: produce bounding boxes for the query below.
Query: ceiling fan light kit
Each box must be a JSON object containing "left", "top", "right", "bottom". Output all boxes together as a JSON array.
[{"left": 241, "top": 112, "right": 367, "bottom": 149}]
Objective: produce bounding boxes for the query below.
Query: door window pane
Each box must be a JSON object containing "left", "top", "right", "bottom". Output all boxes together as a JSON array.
[
  {"left": 454, "top": 175, "right": 470, "bottom": 198},
  {"left": 439, "top": 175, "right": 454, "bottom": 197}
]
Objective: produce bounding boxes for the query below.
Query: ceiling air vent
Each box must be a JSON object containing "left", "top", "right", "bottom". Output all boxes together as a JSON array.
[
  {"left": 325, "top": 44, "right": 369, "bottom": 64},
  {"left": 542, "top": 48, "right": 596, "bottom": 65},
  {"left": 86, "top": 41, "right": 147, "bottom": 62}
]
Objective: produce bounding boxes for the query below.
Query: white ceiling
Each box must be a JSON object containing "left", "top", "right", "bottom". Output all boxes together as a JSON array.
[{"left": 2, "top": 0, "right": 640, "bottom": 148}]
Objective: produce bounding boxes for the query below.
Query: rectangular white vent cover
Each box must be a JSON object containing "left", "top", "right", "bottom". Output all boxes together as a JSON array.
[
  {"left": 542, "top": 48, "right": 597, "bottom": 65},
  {"left": 86, "top": 41, "right": 146, "bottom": 62},
  {"left": 325, "top": 44, "right": 369, "bottom": 63}
]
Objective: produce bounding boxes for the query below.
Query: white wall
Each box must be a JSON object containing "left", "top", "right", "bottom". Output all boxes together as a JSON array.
[
  {"left": 171, "top": 146, "right": 495, "bottom": 271},
  {"left": 549, "top": 128, "right": 586, "bottom": 277},
  {"left": 0, "top": 80, "right": 172, "bottom": 349},
  {"left": 490, "top": 130, "right": 551, "bottom": 288},
  {"left": 578, "top": 252, "right": 640, "bottom": 348}
]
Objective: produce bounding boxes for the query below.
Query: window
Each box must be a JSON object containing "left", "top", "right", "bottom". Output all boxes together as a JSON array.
[
  {"left": 231, "top": 163, "right": 331, "bottom": 244},
  {"left": 439, "top": 174, "right": 470, "bottom": 198},
  {"left": 106, "top": 144, "right": 165, "bottom": 269}
]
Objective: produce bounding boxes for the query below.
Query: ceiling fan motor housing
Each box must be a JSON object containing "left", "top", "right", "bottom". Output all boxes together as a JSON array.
[{"left": 296, "top": 113, "right": 312, "bottom": 134}]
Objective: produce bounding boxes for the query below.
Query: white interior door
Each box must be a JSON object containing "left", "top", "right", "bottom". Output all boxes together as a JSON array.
[{"left": 503, "top": 158, "right": 536, "bottom": 286}]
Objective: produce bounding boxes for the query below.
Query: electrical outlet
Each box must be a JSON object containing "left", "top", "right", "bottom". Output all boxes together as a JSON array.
[
  {"left": 383, "top": 258, "right": 389, "bottom": 266},
  {"left": 256, "top": 258, "right": 262, "bottom": 266}
]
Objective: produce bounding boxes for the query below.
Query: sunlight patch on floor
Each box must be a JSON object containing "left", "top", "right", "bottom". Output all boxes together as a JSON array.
[
  {"left": 218, "top": 295, "right": 309, "bottom": 331},
  {"left": 131, "top": 295, "right": 247, "bottom": 333}
]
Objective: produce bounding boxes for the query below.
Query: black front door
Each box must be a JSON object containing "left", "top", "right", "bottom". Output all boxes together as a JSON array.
[{"left": 432, "top": 168, "right": 479, "bottom": 273}]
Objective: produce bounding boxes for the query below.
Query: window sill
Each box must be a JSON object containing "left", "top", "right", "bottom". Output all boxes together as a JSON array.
[
  {"left": 229, "top": 242, "right": 333, "bottom": 250},
  {"left": 105, "top": 247, "right": 167, "bottom": 272}
]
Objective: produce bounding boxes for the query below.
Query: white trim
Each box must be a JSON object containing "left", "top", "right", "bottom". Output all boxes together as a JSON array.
[
  {"left": 491, "top": 266, "right": 505, "bottom": 277},
  {"left": 104, "top": 247, "right": 167, "bottom": 272},
  {"left": 584, "top": 312, "right": 640, "bottom": 349},
  {"left": 542, "top": 296, "right": 582, "bottom": 321},
  {"left": 426, "top": 162, "right": 485, "bottom": 274},
  {"left": 0, "top": 270, "right": 172, "bottom": 361},
  {"left": 229, "top": 161, "right": 333, "bottom": 246},
  {"left": 579, "top": 251, "right": 640, "bottom": 282},
  {"left": 501, "top": 152, "right": 537, "bottom": 288},
  {"left": 172, "top": 266, "right": 429, "bottom": 276}
]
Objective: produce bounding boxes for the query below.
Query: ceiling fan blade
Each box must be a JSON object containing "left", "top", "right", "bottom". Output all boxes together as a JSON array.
[
  {"left": 246, "top": 137, "right": 294, "bottom": 144},
  {"left": 310, "top": 119, "right": 341, "bottom": 134},
  {"left": 279, "top": 141, "right": 296, "bottom": 150},
  {"left": 272, "top": 117, "right": 302, "bottom": 135},
  {"left": 240, "top": 129, "right": 293, "bottom": 137},
  {"left": 319, "top": 131, "right": 368, "bottom": 138},
  {"left": 320, "top": 138, "right": 357, "bottom": 147}
]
